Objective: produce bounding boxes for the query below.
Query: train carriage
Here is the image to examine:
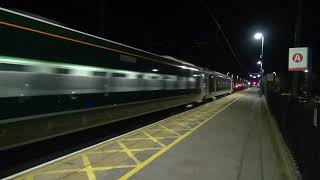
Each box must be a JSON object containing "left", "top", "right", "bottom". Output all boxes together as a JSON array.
[{"left": 0, "top": 7, "right": 233, "bottom": 149}]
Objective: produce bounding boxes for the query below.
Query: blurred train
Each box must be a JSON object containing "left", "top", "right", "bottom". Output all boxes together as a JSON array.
[{"left": 0, "top": 8, "right": 232, "bottom": 148}]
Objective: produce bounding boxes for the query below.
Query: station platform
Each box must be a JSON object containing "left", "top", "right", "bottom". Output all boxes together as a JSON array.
[{"left": 5, "top": 88, "right": 289, "bottom": 180}]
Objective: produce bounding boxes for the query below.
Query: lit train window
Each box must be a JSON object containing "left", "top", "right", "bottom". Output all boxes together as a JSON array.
[
  {"left": 55, "top": 68, "right": 70, "bottom": 74},
  {"left": 93, "top": 71, "right": 106, "bottom": 77},
  {"left": 0, "top": 63, "right": 26, "bottom": 72},
  {"left": 112, "top": 73, "right": 126, "bottom": 78}
]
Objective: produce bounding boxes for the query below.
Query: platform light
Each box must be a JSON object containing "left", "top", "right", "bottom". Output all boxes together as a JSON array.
[
  {"left": 273, "top": 72, "right": 277, "bottom": 75},
  {"left": 249, "top": 74, "right": 252, "bottom": 77},
  {"left": 152, "top": 69, "right": 158, "bottom": 72},
  {"left": 254, "top": 32, "right": 263, "bottom": 40},
  {"left": 257, "top": 61, "right": 262, "bottom": 65},
  {"left": 304, "top": 69, "right": 308, "bottom": 73},
  {"left": 257, "top": 74, "right": 261, "bottom": 77}
]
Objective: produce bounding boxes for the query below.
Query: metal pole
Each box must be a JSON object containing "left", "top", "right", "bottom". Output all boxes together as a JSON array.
[
  {"left": 261, "top": 36, "right": 264, "bottom": 77},
  {"left": 292, "top": 0, "right": 303, "bottom": 97}
]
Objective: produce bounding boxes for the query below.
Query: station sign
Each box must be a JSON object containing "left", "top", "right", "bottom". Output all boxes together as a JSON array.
[{"left": 288, "top": 47, "right": 309, "bottom": 71}]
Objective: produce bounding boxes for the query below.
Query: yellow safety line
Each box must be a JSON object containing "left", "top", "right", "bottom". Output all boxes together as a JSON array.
[
  {"left": 141, "top": 131, "right": 166, "bottom": 148},
  {"left": 117, "top": 141, "right": 141, "bottom": 165},
  {"left": 158, "top": 125, "right": 181, "bottom": 136},
  {"left": 93, "top": 165, "right": 136, "bottom": 171},
  {"left": 81, "top": 154, "right": 97, "bottom": 180},
  {"left": 119, "top": 94, "right": 243, "bottom": 180}
]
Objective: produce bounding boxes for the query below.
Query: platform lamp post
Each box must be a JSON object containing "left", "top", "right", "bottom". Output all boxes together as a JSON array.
[{"left": 254, "top": 32, "right": 264, "bottom": 77}]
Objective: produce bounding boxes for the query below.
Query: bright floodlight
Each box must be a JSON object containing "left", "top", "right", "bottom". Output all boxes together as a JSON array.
[
  {"left": 254, "top": 33, "right": 263, "bottom": 40},
  {"left": 257, "top": 61, "right": 262, "bottom": 65}
]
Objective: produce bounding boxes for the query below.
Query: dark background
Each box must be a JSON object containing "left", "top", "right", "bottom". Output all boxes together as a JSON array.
[{"left": 0, "top": 0, "right": 318, "bottom": 78}]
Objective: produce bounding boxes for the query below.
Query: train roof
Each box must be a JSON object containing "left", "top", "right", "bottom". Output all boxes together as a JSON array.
[{"left": 0, "top": 7, "right": 198, "bottom": 69}]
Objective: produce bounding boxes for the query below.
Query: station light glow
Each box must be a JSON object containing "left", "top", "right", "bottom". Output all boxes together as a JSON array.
[
  {"left": 180, "top": 65, "right": 199, "bottom": 71},
  {"left": 254, "top": 33, "right": 263, "bottom": 40},
  {"left": 152, "top": 69, "right": 158, "bottom": 72}
]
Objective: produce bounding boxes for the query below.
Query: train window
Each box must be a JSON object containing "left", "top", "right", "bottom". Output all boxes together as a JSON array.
[
  {"left": 151, "top": 76, "right": 159, "bottom": 79},
  {"left": 163, "top": 75, "right": 170, "bottom": 80},
  {"left": 112, "top": 72, "right": 126, "bottom": 78},
  {"left": 136, "top": 74, "right": 144, "bottom": 79},
  {"left": 55, "top": 68, "right": 70, "bottom": 74},
  {"left": 0, "top": 63, "right": 26, "bottom": 72},
  {"left": 93, "top": 71, "right": 106, "bottom": 77}
]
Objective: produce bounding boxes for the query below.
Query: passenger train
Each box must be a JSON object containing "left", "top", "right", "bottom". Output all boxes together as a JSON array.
[{"left": 0, "top": 8, "right": 232, "bottom": 149}]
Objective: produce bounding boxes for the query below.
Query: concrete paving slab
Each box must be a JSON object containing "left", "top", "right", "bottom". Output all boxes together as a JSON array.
[{"left": 130, "top": 88, "right": 284, "bottom": 180}]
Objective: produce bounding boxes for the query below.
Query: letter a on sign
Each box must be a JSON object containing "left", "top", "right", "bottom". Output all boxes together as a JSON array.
[
  {"left": 292, "top": 53, "right": 303, "bottom": 63},
  {"left": 288, "top": 47, "right": 309, "bottom": 71}
]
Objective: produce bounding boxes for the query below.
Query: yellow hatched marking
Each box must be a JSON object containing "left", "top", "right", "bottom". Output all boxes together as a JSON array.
[
  {"left": 158, "top": 125, "right": 180, "bottom": 136},
  {"left": 122, "top": 136, "right": 178, "bottom": 142},
  {"left": 119, "top": 94, "right": 243, "bottom": 180},
  {"left": 25, "top": 175, "right": 33, "bottom": 180},
  {"left": 81, "top": 154, "right": 96, "bottom": 180},
  {"left": 88, "top": 147, "right": 162, "bottom": 154},
  {"left": 122, "top": 137, "right": 149, "bottom": 141},
  {"left": 10, "top": 93, "right": 242, "bottom": 180},
  {"left": 141, "top": 131, "right": 165, "bottom": 147},
  {"left": 31, "top": 169, "right": 80, "bottom": 176},
  {"left": 174, "top": 122, "right": 192, "bottom": 129},
  {"left": 93, "top": 165, "right": 136, "bottom": 171},
  {"left": 145, "top": 129, "right": 163, "bottom": 132},
  {"left": 170, "top": 128, "right": 191, "bottom": 131},
  {"left": 117, "top": 141, "right": 141, "bottom": 165}
]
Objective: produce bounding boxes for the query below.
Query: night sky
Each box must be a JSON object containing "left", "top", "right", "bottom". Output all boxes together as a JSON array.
[{"left": 1, "top": 0, "right": 319, "bottom": 78}]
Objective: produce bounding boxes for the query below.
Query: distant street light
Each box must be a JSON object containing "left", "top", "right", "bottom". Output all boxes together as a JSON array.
[{"left": 254, "top": 32, "right": 264, "bottom": 77}]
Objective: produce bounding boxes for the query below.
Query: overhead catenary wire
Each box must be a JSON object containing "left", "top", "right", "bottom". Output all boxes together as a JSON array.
[{"left": 200, "top": 0, "right": 247, "bottom": 73}]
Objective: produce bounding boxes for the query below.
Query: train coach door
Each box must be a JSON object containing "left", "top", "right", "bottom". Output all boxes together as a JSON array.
[{"left": 200, "top": 73, "right": 209, "bottom": 100}]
